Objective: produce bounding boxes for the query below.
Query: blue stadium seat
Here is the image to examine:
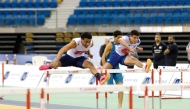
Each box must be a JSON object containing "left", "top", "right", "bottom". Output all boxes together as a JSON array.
[
  {"left": 44, "top": 10, "right": 51, "bottom": 17},
  {"left": 88, "top": 0, "right": 96, "bottom": 7},
  {"left": 0, "top": 15, "right": 4, "bottom": 26},
  {"left": 27, "top": 0, "right": 34, "bottom": 8},
  {"left": 68, "top": 15, "right": 76, "bottom": 25},
  {"left": 12, "top": 11, "right": 19, "bottom": 16},
  {"left": 154, "top": 0, "right": 161, "bottom": 6},
  {"left": 179, "top": 16, "right": 186, "bottom": 25},
  {"left": 162, "top": 0, "right": 169, "bottom": 6},
  {"left": 172, "top": 17, "right": 179, "bottom": 25},
  {"left": 42, "top": 0, "right": 50, "bottom": 8},
  {"left": 105, "top": 0, "right": 112, "bottom": 7},
  {"left": 85, "top": 15, "right": 93, "bottom": 25},
  {"left": 89, "top": 10, "right": 96, "bottom": 15},
  {"left": 141, "top": 17, "right": 148, "bottom": 25},
  {"left": 113, "top": 0, "right": 121, "bottom": 7},
  {"left": 138, "top": 0, "right": 145, "bottom": 7},
  {"left": 34, "top": 0, "right": 42, "bottom": 8},
  {"left": 5, "top": 15, "right": 12, "bottom": 26},
  {"left": 49, "top": 0, "right": 57, "bottom": 8},
  {"left": 164, "top": 17, "right": 171, "bottom": 25},
  {"left": 129, "top": 0, "right": 137, "bottom": 7},
  {"left": 169, "top": 0, "right": 176, "bottom": 6},
  {"left": 76, "top": 15, "right": 85, "bottom": 25},
  {"left": 118, "top": 14, "right": 125, "bottom": 25},
  {"left": 79, "top": 0, "right": 87, "bottom": 7},
  {"left": 109, "top": 14, "right": 117, "bottom": 25},
  {"left": 11, "top": 0, "right": 18, "bottom": 8},
  {"left": 156, "top": 16, "right": 164, "bottom": 25},
  {"left": 125, "top": 17, "right": 132, "bottom": 25},
  {"left": 21, "top": 15, "right": 28, "bottom": 26},
  {"left": 94, "top": 14, "right": 101, "bottom": 25},
  {"left": 176, "top": 0, "right": 185, "bottom": 6},
  {"left": 37, "top": 15, "right": 45, "bottom": 26},
  {"left": 102, "top": 14, "right": 109, "bottom": 25},
  {"left": 3, "top": 0, "right": 11, "bottom": 8},
  {"left": 96, "top": 0, "right": 104, "bottom": 7},
  {"left": 146, "top": 0, "right": 153, "bottom": 6},
  {"left": 19, "top": 0, "right": 26, "bottom": 8},
  {"left": 186, "top": 1, "right": 190, "bottom": 6},
  {"left": 29, "top": 15, "right": 35, "bottom": 26},
  {"left": 121, "top": 0, "right": 128, "bottom": 7},
  {"left": 13, "top": 15, "right": 20, "bottom": 26}
]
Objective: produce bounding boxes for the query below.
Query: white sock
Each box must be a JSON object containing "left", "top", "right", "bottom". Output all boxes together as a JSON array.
[{"left": 143, "top": 65, "right": 147, "bottom": 71}]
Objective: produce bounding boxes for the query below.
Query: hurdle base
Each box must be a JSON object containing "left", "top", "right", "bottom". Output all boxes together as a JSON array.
[
  {"left": 138, "top": 96, "right": 160, "bottom": 98},
  {"left": 0, "top": 97, "right": 3, "bottom": 100},
  {"left": 161, "top": 96, "right": 182, "bottom": 100}
]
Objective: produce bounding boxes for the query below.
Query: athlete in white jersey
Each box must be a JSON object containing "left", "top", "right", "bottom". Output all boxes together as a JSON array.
[
  {"left": 102, "top": 30, "right": 152, "bottom": 73},
  {"left": 39, "top": 32, "right": 110, "bottom": 85}
]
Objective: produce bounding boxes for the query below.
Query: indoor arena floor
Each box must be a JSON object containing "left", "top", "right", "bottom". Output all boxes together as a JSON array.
[{"left": 0, "top": 93, "right": 190, "bottom": 109}]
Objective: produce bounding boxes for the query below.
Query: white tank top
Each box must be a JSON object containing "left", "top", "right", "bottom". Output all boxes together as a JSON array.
[
  {"left": 115, "top": 35, "right": 141, "bottom": 56},
  {"left": 67, "top": 38, "right": 92, "bottom": 58}
]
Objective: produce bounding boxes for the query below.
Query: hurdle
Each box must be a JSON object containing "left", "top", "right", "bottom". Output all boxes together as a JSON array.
[
  {"left": 0, "top": 62, "right": 4, "bottom": 100},
  {"left": 45, "top": 68, "right": 150, "bottom": 109},
  {"left": 0, "top": 84, "right": 190, "bottom": 109},
  {"left": 160, "top": 68, "right": 187, "bottom": 99}
]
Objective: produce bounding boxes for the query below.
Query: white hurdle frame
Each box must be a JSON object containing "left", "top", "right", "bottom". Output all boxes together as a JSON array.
[{"left": 158, "top": 68, "right": 184, "bottom": 100}]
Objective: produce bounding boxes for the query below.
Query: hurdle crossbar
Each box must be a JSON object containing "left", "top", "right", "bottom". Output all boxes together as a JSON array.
[
  {"left": 0, "top": 84, "right": 190, "bottom": 95},
  {"left": 46, "top": 69, "right": 148, "bottom": 74}
]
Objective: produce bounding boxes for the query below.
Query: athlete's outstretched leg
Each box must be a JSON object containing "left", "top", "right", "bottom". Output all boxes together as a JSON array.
[
  {"left": 117, "top": 82, "right": 123, "bottom": 109},
  {"left": 82, "top": 59, "right": 110, "bottom": 85},
  {"left": 124, "top": 55, "right": 152, "bottom": 73}
]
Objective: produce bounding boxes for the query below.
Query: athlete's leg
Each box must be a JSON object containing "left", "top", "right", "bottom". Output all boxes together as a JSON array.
[
  {"left": 122, "top": 55, "right": 152, "bottom": 73},
  {"left": 39, "top": 54, "right": 73, "bottom": 70},
  {"left": 107, "top": 73, "right": 114, "bottom": 94},
  {"left": 75, "top": 56, "right": 110, "bottom": 85},
  {"left": 113, "top": 68, "right": 123, "bottom": 109}
]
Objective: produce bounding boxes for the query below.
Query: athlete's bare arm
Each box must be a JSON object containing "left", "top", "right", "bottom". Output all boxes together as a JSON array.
[
  {"left": 136, "top": 47, "right": 143, "bottom": 52},
  {"left": 91, "top": 40, "right": 94, "bottom": 47},
  {"left": 101, "top": 43, "right": 112, "bottom": 65},
  {"left": 55, "top": 40, "right": 77, "bottom": 61},
  {"left": 118, "top": 38, "right": 135, "bottom": 54}
]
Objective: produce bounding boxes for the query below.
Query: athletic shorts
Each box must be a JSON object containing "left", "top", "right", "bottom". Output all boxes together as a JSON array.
[
  {"left": 59, "top": 54, "right": 87, "bottom": 68},
  {"left": 107, "top": 51, "right": 128, "bottom": 68},
  {"left": 107, "top": 65, "right": 123, "bottom": 84}
]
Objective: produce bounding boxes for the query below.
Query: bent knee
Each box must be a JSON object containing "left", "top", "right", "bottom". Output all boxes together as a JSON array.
[{"left": 84, "top": 61, "right": 94, "bottom": 68}]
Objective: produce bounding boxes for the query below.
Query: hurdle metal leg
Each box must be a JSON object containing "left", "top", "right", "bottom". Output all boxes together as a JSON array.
[
  {"left": 96, "top": 99, "right": 98, "bottom": 109},
  {"left": 105, "top": 92, "right": 107, "bottom": 109}
]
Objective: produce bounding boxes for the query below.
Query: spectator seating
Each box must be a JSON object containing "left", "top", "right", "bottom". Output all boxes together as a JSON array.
[
  {"left": 0, "top": 0, "right": 58, "bottom": 26},
  {"left": 79, "top": 0, "right": 190, "bottom": 7},
  {"left": 67, "top": 0, "right": 190, "bottom": 26}
]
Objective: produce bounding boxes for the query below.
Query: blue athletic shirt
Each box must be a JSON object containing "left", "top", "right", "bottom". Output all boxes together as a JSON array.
[{"left": 106, "top": 41, "right": 119, "bottom": 69}]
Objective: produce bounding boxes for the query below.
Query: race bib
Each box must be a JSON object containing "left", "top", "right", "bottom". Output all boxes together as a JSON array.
[
  {"left": 121, "top": 48, "right": 130, "bottom": 54},
  {"left": 74, "top": 51, "right": 86, "bottom": 54}
]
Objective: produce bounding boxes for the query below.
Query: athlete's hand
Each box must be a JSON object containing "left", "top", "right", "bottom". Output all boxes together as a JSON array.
[
  {"left": 129, "top": 48, "right": 135, "bottom": 55},
  {"left": 88, "top": 54, "right": 93, "bottom": 59},
  {"left": 136, "top": 47, "right": 143, "bottom": 52},
  {"left": 50, "top": 61, "right": 58, "bottom": 69}
]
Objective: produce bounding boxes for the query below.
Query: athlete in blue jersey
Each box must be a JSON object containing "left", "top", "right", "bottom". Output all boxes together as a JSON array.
[{"left": 101, "top": 31, "right": 123, "bottom": 109}]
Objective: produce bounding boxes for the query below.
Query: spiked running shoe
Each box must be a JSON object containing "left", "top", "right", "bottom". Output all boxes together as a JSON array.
[
  {"left": 99, "top": 73, "right": 110, "bottom": 85},
  {"left": 145, "top": 59, "right": 152, "bottom": 73},
  {"left": 39, "top": 64, "right": 51, "bottom": 70}
]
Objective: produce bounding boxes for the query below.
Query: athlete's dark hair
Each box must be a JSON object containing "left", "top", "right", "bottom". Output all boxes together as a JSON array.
[
  {"left": 168, "top": 35, "right": 175, "bottom": 40},
  {"left": 130, "top": 30, "right": 140, "bottom": 36},
  {"left": 155, "top": 33, "right": 160, "bottom": 36},
  {"left": 113, "top": 30, "right": 123, "bottom": 37},
  {"left": 81, "top": 32, "right": 92, "bottom": 39}
]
